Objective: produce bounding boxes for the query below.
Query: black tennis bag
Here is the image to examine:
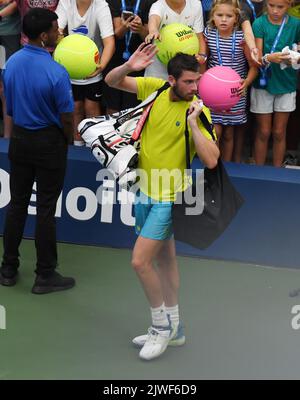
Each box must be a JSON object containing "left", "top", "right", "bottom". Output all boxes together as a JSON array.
[{"left": 172, "top": 111, "right": 244, "bottom": 249}]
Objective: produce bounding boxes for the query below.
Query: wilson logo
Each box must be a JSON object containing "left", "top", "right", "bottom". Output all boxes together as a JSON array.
[
  {"left": 231, "top": 87, "right": 239, "bottom": 94},
  {"left": 175, "top": 29, "right": 193, "bottom": 37}
]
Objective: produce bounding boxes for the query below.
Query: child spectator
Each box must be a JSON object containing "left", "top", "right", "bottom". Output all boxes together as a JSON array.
[
  {"left": 103, "top": 0, "right": 155, "bottom": 113},
  {"left": 239, "top": 0, "right": 265, "bottom": 63},
  {"left": 203, "top": 0, "right": 258, "bottom": 162},
  {"left": 144, "top": 0, "right": 205, "bottom": 80},
  {"left": 55, "top": 0, "right": 115, "bottom": 145},
  {"left": 250, "top": 0, "right": 300, "bottom": 166}
]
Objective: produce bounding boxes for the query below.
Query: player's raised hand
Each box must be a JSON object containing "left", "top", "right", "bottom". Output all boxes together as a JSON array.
[{"left": 125, "top": 43, "right": 158, "bottom": 71}]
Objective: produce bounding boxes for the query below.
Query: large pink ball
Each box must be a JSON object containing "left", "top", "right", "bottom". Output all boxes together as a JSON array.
[{"left": 198, "top": 66, "right": 241, "bottom": 111}]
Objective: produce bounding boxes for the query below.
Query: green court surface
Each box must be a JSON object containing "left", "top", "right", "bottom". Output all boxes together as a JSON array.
[{"left": 1, "top": 239, "right": 300, "bottom": 380}]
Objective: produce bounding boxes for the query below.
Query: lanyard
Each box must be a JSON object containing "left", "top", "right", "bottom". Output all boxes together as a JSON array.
[
  {"left": 269, "top": 14, "right": 287, "bottom": 54},
  {"left": 216, "top": 29, "right": 236, "bottom": 66},
  {"left": 246, "top": 0, "right": 256, "bottom": 20},
  {"left": 121, "top": 0, "right": 141, "bottom": 60},
  {"left": 260, "top": 15, "right": 287, "bottom": 82},
  {"left": 121, "top": 0, "right": 140, "bottom": 13}
]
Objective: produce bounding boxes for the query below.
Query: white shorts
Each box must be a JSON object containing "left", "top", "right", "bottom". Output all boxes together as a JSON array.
[{"left": 250, "top": 87, "right": 296, "bottom": 113}]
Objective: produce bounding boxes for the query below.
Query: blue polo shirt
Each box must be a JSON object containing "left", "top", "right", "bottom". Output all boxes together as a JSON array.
[{"left": 2, "top": 44, "right": 74, "bottom": 130}]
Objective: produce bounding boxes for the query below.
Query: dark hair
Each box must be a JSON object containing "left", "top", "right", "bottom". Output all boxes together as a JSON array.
[
  {"left": 22, "top": 8, "right": 58, "bottom": 40},
  {"left": 167, "top": 53, "right": 200, "bottom": 80}
]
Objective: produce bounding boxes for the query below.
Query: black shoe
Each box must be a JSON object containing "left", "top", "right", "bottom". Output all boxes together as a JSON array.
[
  {"left": 0, "top": 271, "right": 18, "bottom": 287},
  {"left": 31, "top": 271, "right": 75, "bottom": 294},
  {"left": 282, "top": 154, "right": 298, "bottom": 167}
]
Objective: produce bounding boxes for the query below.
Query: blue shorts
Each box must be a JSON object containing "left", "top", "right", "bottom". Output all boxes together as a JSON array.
[{"left": 134, "top": 191, "right": 173, "bottom": 241}]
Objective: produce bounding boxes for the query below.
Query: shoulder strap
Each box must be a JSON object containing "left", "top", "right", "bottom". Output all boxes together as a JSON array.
[
  {"left": 115, "top": 81, "right": 170, "bottom": 129},
  {"left": 184, "top": 109, "right": 216, "bottom": 170},
  {"left": 199, "top": 111, "right": 216, "bottom": 142},
  {"left": 126, "top": 81, "right": 170, "bottom": 144}
]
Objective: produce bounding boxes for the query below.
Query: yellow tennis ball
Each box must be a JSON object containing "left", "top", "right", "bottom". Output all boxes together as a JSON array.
[
  {"left": 155, "top": 23, "right": 199, "bottom": 65},
  {"left": 288, "top": 5, "right": 300, "bottom": 19},
  {"left": 54, "top": 34, "right": 100, "bottom": 79}
]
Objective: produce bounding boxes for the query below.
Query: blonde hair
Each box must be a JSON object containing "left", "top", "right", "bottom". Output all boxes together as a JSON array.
[
  {"left": 263, "top": 0, "right": 294, "bottom": 15},
  {"left": 208, "top": 0, "right": 241, "bottom": 29},
  {"left": 265, "top": 0, "right": 294, "bottom": 8}
]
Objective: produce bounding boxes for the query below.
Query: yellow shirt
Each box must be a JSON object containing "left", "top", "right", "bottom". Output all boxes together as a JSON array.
[{"left": 136, "top": 77, "right": 215, "bottom": 201}]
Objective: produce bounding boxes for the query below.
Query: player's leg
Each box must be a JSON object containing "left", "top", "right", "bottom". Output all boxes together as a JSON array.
[
  {"left": 132, "top": 238, "right": 186, "bottom": 348},
  {"left": 131, "top": 193, "right": 174, "bottom": 360}
]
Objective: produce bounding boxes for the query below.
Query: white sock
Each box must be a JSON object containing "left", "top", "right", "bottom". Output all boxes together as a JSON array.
[
  {"left": 151, "top": 304, "right": 169, "bottom": 328},
  {"left": 165, "top": 305, "right": 179, "bottom": 328}
]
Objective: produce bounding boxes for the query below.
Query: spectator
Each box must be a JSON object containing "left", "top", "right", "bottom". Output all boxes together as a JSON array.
[
  {"left": 203, "top": 0, "right": 257, "bottom": 162},
  {"left": 144, "top": 0, "right": 206, "bottom": 80},
  {"left": 239, "top": 0, "right": 265, "bottom": 63},
  {"left": 103, "top": 0, "right": 155, "bottom": 113},
  {"left": 251, "top": 0, "right": 300, "bottom": 166},
  {"left": 15, "top": 0, "right": 59, "bottom": 50},
  {"left": 55, "top": 0, "right": 115, "bottom": 145}
]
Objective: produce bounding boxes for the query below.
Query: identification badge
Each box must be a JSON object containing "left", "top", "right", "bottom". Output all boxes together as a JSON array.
[
  {"left": 123, "top": 50, "right": 131, "bottom": 60},
  {"left": 259, "top": 77, "right": 267, "bottom": 87}
]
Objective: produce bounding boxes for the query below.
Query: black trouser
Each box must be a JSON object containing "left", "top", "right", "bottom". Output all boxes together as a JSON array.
[{"left": 1, "top": 125, "right": 68, "bottom": 278}]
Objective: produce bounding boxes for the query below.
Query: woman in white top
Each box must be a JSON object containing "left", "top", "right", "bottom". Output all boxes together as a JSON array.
[
  {"left": 56, "top": 0, "right": 115, "bottom": 145},
  {"left": 144, "top": 0, "right": 205, "bottom": 80}
]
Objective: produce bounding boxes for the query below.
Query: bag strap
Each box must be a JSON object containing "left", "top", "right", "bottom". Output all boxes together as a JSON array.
[
  {"left": 129, "top": 81, "right": 170, "bottom": 143},
  {"left": 184, "top": 108, "right": 216, "bottom": 170},
  {"left": 81, "top": 82, "right": 170, "bottom": 136},
  {"left": 184, "top": 110, "right": 192, "bottom": 170},
  {"left": 115, "top": 81, "right": 170, "bottom": 130}
]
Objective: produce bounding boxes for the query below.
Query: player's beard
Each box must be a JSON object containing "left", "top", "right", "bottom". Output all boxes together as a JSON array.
[{"left": 172, "top": 84, "right": 194, "bottom": 102}]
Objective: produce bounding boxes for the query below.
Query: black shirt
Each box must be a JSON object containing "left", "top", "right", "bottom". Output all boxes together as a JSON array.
[
  {"left": 240, "top": 0, "right": 265, "bottom": 25},
  {"left": 107, "top": 0, "right": 156, "bottom": 65}
]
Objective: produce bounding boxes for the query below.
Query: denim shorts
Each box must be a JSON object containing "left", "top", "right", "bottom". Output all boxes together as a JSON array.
[{"left": 134, "top": 191, "right": 173, "bottom": 241}]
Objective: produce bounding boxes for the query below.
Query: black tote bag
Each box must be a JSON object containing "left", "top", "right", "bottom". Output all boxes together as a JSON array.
[{"left": 172, "top": 110, "right": 244, "bottom": 249}]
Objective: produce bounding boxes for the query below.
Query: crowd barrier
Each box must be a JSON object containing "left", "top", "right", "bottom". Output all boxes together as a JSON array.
[{"left": 0, "top": 138, "right": 300, "bottom": 269}]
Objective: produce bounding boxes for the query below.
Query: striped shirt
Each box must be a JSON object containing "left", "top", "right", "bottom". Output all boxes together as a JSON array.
[{"left": 204, "top": 27, "right": 248, "bottom": 125}]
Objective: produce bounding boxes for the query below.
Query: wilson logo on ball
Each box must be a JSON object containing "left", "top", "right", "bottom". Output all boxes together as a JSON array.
[{"left": 155, "top": 23, "right": 199, "bottom": 65}]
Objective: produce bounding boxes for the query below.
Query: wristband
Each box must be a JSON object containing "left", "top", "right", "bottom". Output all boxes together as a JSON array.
[
  {"left": 198, "top": 53, "right": 207, "bottom": 61},
  {"left": 262, "top": 53, "right": 271, "bottom": 67}
]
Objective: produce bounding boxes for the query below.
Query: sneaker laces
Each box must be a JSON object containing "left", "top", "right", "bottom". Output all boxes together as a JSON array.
[{"left": 145, "top": 326, "right": 171, "bottom": 345}]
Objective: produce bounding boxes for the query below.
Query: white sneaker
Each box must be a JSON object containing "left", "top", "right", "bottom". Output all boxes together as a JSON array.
[
  {"left": 139, "top": 325, "right": 172, "bottom": 361},
  {"left": 133, "top": 322, "right": 185, "bottom": 348}
]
